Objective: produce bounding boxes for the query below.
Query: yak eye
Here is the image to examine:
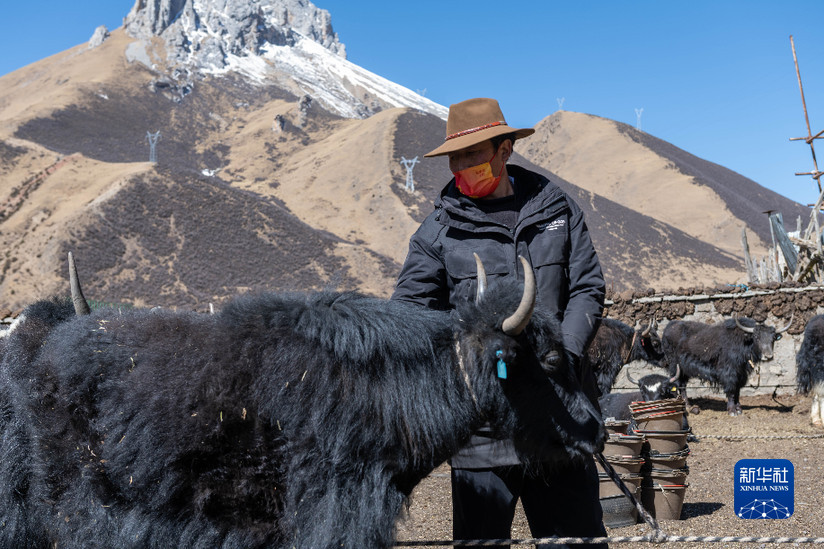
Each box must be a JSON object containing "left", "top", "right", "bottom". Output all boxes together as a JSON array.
[
  {"left": 775, "top": 334, "right": 782, "bottom": 341},
  {"left": 545, "top": 350, "right": 561, "bottom": 365}
]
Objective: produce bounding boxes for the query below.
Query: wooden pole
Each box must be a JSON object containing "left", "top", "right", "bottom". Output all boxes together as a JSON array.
[{"left": 741, "top": 227, "right": 756, "bottom": 283}]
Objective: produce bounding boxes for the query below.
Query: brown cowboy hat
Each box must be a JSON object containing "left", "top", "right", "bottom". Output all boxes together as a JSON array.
[{"left": 424, "top": 97, "right": 535, "bottom": 158}]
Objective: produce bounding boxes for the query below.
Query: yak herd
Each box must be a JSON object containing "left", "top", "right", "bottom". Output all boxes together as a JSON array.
[{"left": 1, "top": 253, "right": 822, "bottom": 548}]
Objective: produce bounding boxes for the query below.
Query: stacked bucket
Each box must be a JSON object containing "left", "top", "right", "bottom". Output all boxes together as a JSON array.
[
  {"left": 630, "top": 397, "right": 690, "bottom": 520},
  {"left": 596, "top": 420, "right": 645, "bottom": 527}
]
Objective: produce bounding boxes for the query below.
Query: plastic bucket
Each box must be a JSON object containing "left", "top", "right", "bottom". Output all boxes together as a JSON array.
[
  {"left": 647, "top": 467, "right": 689, "bottom": 486},
  {"left": 634, "top": 430, "right": 689, "bottom": 454},
  {"left": 603, "top": 433, "right": 645, "bottom": 457},
  {"left": 596, "top": 455, "right": 645, "bottom": 475},
  {"left": 640, "top": 483, "right": 688, "bottom": 520},
  {"left": 599, "top": 473, "right": 642, "bottom": 498},
  {"left": 629, "top": 397, "right": 686, "bottom": 416},
  {"left": 647, "top": 445, "right": 690, "bottom": 470},
  {"left": 634, "top": 410, "right": 685, "bottom": 432},
  {"left": 605, "top": 419, "right": 631, "bottom": 435}
]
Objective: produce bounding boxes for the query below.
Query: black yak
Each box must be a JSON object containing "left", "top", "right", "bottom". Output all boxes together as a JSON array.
[
  {"left": 598, "top": 368, "right": 680, "bottom": 421},
  {"left": 0, "top": 255, "right": 604, "bottom": 549},
  {"left": 584, "top": 317, "right": 664, "bottom": 396},
  {"left": 795, "top": 314, "right": 824, "bottom": 427},
  {"left": 625, "top": 368, "right": 681, "bottom": 403},
  {"left": 662, "top": 315, "right": 791, "bottom": 416}
]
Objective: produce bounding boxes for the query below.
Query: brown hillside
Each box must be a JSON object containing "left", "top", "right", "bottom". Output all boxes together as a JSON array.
[
  {"left": 0, "top": 30, "right": 405, "bottom": 309},
  {"left": 388, "top": 111, "right": 748, "bottom": 292},
  {"left": 0, "top": 28, "right": 810, "bottom": 311},
  {"left": 519, "top": 111, "right": 813, "bottom": 262}
]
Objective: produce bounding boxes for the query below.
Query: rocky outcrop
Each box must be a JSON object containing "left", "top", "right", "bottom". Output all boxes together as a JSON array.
[
  {"left": 124, "top": 0, "right": 345, "bottom": 71},
  {"left": 125, "top": 0, "right": 188, "bottom": 35},
  {"left": 88, "top": 25, "right": 110, "bottom": 48}
]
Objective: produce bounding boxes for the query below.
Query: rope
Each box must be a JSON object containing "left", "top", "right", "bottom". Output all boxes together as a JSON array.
[
  {"left": 621, "top": 330, "right": 639, "bottom": 366},
  {"left": 394, "top": 535, "right": 824, "bottom": 546},
  {"left": 695, "top": 433, "right": 824, "bottom": 440}
]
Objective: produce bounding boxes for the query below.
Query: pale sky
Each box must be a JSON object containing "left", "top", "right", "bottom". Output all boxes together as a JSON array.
[{"left": 2, "top": 1, "right": 823, "bottom": 207}]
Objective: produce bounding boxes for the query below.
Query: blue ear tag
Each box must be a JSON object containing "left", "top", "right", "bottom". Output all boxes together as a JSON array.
[{"left": 496, "top": 349, "right": 507, "bottom": 379}]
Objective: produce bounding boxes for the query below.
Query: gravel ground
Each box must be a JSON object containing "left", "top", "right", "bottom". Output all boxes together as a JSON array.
[{"left": 395, "top": 393, "right": 824, "bottom": 548}]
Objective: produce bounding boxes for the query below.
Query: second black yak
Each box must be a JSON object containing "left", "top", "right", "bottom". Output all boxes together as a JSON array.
[
  {"left": 584, "top": 317, "right": 664, "bottom": 396},
  {"left": 662, "top": 315, "right": 790, "bottom": 416}
]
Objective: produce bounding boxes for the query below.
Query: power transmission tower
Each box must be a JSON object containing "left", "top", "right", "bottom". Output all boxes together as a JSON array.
[
  {"left": 556, "top": 97, "right": 565, "bottom": 111},
  {"left": 146, "top": 131, "right": 161, "bottom": 163},
  {"left": 635, "top": 108, "right": 644, "bottom": 131},
  {"left": 400, "top": 156, "right": 419, "bottom": 192}
]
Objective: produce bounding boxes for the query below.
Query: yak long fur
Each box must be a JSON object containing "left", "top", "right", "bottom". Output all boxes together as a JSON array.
[
  {"left": 0, "top": 280, "right": 604, "bottom": 549},
  {"left": 1, "top": 297, "right": 79, "bottom": 549}
]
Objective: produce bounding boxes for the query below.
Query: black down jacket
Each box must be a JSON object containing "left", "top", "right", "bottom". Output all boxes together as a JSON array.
[{"left": 391, "top": 164, "right": 605, "bottom": 467}]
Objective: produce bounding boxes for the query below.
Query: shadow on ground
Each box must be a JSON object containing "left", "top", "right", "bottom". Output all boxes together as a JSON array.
[
  {"left": 689, "top": 396, "right": 795, "bottom": 415},
  {"left": 680, "top": 501, "right": 724, "bottom": 519}
]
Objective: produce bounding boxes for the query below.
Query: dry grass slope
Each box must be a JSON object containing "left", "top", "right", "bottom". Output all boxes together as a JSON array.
[{"left": 1, "top": 31, "right": 817, "bottom": 311}]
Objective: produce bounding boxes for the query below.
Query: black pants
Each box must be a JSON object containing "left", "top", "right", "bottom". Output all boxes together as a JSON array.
[{"left": 451, "top": 459, "right": 607, "bottom": 549}]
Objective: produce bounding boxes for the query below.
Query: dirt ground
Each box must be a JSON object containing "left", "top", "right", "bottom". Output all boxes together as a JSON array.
[{"left": 394, "top": 393, "right": 824, "bottom": 548}]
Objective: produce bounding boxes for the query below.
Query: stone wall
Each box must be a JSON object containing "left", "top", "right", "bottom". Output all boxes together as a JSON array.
[{"left": 603, "top": 283, "right": 824, "bottom": 396}]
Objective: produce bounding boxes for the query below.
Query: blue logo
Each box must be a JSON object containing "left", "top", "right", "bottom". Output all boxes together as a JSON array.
[{"left": 734, "top": 459, "right": 794, "bottom": 519}]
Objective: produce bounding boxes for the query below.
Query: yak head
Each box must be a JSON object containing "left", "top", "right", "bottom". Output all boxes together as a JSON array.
[
  {"left": 733, "top": 315, "right": 792, "bottom": 361},
  {"left": 452, "top": 254, "right": 605, "bottom": 464},
  {"left": 635, "top": 317, "right": 665, "bottom": 362},
  {"left": 626, "top": 367, "right": 681, "bottom": 401}
]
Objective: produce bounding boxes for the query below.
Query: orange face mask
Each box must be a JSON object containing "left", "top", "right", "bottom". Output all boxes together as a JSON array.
[{"left": 453, "top": 148, "right": 504, "bottom": 199}]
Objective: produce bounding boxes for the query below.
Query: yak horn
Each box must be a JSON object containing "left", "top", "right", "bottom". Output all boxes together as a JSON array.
[
  {"left": 777, "top": 314, "right": 793, "bottom": 334},
  {"left": 502, "top": 256, "right": 536, "bottom": 336},
  {"left": 473, "top": 253, "right": 487, "bottom": 305},
  {"left": 641, "top": 318, "right": 653, "bottom": 337},
  {"left": 626, "top": 370, "right": 639, "bottom": 386},
  {"left": 669, "top": 364, "right": 681, "bottom": 383},
  {"left": 734, "top": 314, "right": 755, "bottom": 334},
  {"left": 68, "top": 252, "right": 91, "bottom": 316}
]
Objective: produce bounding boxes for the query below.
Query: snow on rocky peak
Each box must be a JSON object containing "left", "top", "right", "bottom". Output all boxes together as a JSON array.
[
  {"left": 123, "top": 0, "right": 447, "bottom": 120},
  {"left": 220, "top": 36, "right": 448, "bottom": 120}
]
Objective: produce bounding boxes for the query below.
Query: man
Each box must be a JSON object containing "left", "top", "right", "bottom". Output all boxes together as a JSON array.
[{"left": 392, "top": 98, "right": 607, "bottom": 548}]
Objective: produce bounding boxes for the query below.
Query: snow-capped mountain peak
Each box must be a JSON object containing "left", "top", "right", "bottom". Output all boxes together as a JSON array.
[{"left": 123, "top": 0, "right": 447, "bottom": 120}]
